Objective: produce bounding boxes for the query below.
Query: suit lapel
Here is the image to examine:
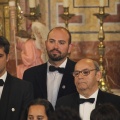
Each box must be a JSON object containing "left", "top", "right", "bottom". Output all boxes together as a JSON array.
[
  {"left": 0, "top": 73, "right": 11, "bottom": 119},
  {"left": 37, "top": 63, "right": 47, "bottom": 99},
  {"left": 96, "top": 89, "right": 105, "bottom": 107},
  {"left": 58, "top": 58, "right": 75, "bottom": 98},
  {"left": 72, "top": 93, "right": 80, "bottom": 113}
]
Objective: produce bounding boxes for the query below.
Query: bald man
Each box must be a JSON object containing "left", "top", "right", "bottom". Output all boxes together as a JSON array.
[
  {"left": 56, "top": 58, "right": 120, "bottom": 120},
  {"left": 23, "top": 26, "right": 77, "bottom": 108}
]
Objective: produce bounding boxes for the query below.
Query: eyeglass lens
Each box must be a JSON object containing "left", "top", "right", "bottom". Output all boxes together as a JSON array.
[{"left": 73, "top": 69, "right": 96, "bottom": 77}]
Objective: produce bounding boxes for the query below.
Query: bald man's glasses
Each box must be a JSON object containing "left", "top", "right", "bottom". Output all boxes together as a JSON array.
[{"left": 73, "top": 69, "right": 97, "bottom": 77}]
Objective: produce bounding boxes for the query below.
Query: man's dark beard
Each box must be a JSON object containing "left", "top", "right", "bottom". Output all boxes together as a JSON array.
[
  {"left": 48, "top": 54, "right": 64, "bottom": 61},
  {"left": 47, "top": 49, "right": 66, "bottom": 61}
]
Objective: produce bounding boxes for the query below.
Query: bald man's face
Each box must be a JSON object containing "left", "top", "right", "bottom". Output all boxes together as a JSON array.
[{"left": 73, "top": 59, "right": 101, "bottom": 94}]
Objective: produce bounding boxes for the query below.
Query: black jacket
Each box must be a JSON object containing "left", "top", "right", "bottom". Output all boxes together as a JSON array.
[
  {"left": 23, "top": 58, "right": 77, "bottom": 101},
  {"left": 0, "top": 73, "right": 33, "bottom": 120}
]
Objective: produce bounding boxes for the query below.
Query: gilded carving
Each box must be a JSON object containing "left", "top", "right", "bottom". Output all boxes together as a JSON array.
[
  {"left": 0, "top": 4, "right": 10, "bottom": 40},
  {"left": 4, "top": 6, "right": 10, "bottom": 40},
  {"left": 0, "top": 6, "right": 3, "bottom": 36}
]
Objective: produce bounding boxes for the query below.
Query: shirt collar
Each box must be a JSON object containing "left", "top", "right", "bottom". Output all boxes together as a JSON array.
[
  {"left": 79, "top": 89, "right": 99, "bottom": 101},
  {"left": 0, "top": 71, "right": 7, "bottom": 83}
]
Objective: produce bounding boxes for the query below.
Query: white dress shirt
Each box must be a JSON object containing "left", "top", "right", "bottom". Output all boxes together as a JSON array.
[
  {"left": 79, "top": 89, "right": 98, "bottom": 120},
  {"left": 47, "top": 59, "right": 67, "bottom": 108},
  {"left": 0, "top": 71, "right": 7, "bottom": 99}
]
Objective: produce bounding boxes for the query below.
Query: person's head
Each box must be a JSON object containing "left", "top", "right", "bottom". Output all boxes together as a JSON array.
[
  {"left": 16, "top": 30, "right": 31, "bottom": 39},
  {"left": 45, "top": 26, "right": 72, "bottom": 64},
  {"left": 73, "top": 58, "right": 101, "bottom": 97},
  {"left": 16, "top": 30, "right": 31, "bottom": 50},
  {"left": 90, "top": 103, "right": 120, "bottom": 120},
  {"left": 49, "top": 107, "right": 81, "bottom": 120},
  {"left": 22, "top": 99, "right": 54, "bottom": 120},
  {"left": 0, "top": 36, "right": 10, "bottom": 76}
]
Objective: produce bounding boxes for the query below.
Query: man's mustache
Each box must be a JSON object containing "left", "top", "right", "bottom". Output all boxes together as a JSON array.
[{"left": 50, "top": 49, "right": 61, "bottom": 54}]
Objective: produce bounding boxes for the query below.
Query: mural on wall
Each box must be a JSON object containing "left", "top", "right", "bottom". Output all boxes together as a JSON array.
[
  {"left": 6, "top": 0, "right": 120, "bottom": 89},
  {"left": 49, "top": 0, "right": 120, "bottom": 89}
]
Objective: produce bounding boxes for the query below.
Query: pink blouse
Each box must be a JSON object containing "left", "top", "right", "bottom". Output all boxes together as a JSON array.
[{"left": 17, "top": 39, "right": 43, "bottom": 79}]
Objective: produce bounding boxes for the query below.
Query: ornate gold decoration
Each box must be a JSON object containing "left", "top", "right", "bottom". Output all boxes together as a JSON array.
[
  {"left": 4, "top": 5, "right": 10, "bottom": 40},
  {"left": 24, "top": 7, "right": 41, "bottom": 21},
  {"left": 0, "top": 4, "right": 10, "bottom": 39},
  {"left": 93, "top": 7, "right": 111, "bottom": 92},
  {"left": 59, "top": 7, "right": 75, "bottom": 28},
  {"left": 17, "top": 2, "right": 23, "bottom": 30}
]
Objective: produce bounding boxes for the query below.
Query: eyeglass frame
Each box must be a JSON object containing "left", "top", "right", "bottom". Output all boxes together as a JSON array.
[{"left": 72, "top": 69, "right": 97, "bottom": 77}]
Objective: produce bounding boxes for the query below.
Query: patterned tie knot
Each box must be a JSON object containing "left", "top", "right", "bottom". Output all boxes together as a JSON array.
[
  {"left": 79, "top": 98, "right": 95, "bottom": 104},
  {"left": 49, "top": 65, "right": 65, "bottom": 73},
  {"left": 0, "top": 79, "right": 4, "bottom": 86}
]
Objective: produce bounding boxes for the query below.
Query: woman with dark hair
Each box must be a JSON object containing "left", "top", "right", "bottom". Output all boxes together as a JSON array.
[
  {"left": 90, "top": 103, "right": 120, "bottom": 120},
  {"left": 21, "top": 98, "right": 54, "bottom": 120}
]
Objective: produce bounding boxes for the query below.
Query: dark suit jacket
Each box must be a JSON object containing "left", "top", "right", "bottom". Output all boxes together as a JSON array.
[
  {"left": 55, "top": 90, "right": 120, "bottom": 113},
  {"left": 23, "top": 58, "right": 77, "bottom": 100},
  {"left": 0, "top": 73, "right": 34, "bottom": 120}
]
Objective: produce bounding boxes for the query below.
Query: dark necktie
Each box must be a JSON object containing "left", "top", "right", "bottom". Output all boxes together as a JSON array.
[
  {"left": 79, "top": 98, "right": 95, "bottom": 104},
  {"left": 0, "top": 79, "right": 4, "bottom": 86},
  {"left": 49, "top": 65, "right": 65, "bottom": 73}
]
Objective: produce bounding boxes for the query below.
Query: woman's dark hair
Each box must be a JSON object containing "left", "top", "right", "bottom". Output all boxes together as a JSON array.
[
  {"left": 0, "top": 36, "right": 10, "bottom": 55},
  {"left": 90, "top": 103, "right": 120, "bottom": 120},
  {"left": 21, "top": 98, "right": 54, "bottom": 120}
]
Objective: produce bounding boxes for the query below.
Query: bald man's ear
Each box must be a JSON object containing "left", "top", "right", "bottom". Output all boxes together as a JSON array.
[
  {"left": 6, "top": 54, "right": 9, "bottom": 62},
  {"left": 96, "top": 71, "right": 102, "bottom": 82},
  {"left": 68, "top": 44, "right": 73, "bottom": 54}
]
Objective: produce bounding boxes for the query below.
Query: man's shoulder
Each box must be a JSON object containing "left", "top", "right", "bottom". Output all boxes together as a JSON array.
[
  {"left": 56, "top": 92, "right": 78, "bottom": 108},
  {"left": 11, "top": 75, "right": 32, "bottom": 85},
  {"left": 105, "top": 91, "right": 120, "bottom": 98},
  {"left": 24, "top": 63, "right": 47, "bottom": 73},
  {"left": 67, "top": 58, "right": 76, "bottom": 65},
  {"left": 23, "top": 63, "right": 47, "bottom": 81},
  {"left": 98, "top": 90, "right": 120, "bottom": 112},
  {"left": 7, "top": 73, "right": 32, "bottom": 88},
  {"left": 57, "top": 92, "right": 78, "bottom": 102},
  {"left": 98, "top": 90, "right": 120, "bottom": 101},
  {"left": 7, "top": 73, "right": 34, "bottom": 102}
]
